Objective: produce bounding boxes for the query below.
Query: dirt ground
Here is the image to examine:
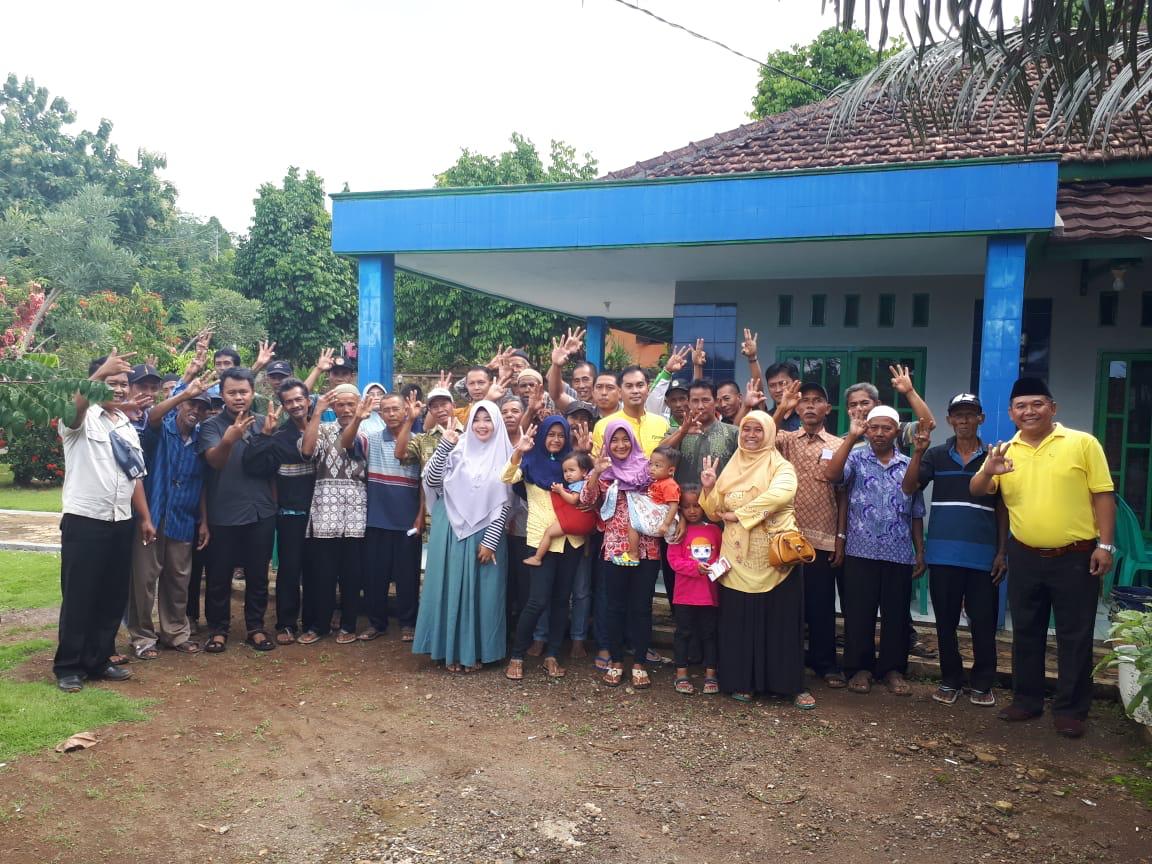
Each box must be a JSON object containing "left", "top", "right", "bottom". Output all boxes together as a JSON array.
[{"left": 1, "top": 604, "right": 1150, "bottom": 864}]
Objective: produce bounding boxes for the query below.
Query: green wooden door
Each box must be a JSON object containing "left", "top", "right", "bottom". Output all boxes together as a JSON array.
[
  {"left": 774, "top": 349, "right": 850, "bottom": 434},
  {"left": 1096, "top": 352, "right": 1152, "bottom": 537}
]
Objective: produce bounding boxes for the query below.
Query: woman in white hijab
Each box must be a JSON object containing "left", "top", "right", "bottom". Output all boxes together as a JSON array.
[{"left": 413, "top": 400, "right": 513, "bottom": 671}]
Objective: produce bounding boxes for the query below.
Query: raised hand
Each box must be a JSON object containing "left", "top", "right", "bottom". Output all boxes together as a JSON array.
[
  {"left": 314, "top": 391, "right": 335, "bottom": 414},
  {"left": 224, "top": 410, "right": 254, "bottom": 442},
  {"left": 700, "top": 455, "right": 718, "bottom": 491},
  {"left": 486, "top": 370, "right": 513, "bottom": 402},
  {"left": 254, "top": 339, "right": 277, "bottom": 370},
  {"left": 593, "top": 453, "right": 612, "bottom": 474},
  {"left": 912, "top": 427, "right": 932, "bottom": 453},
  {"left": 692, "top": 337, "right": 707, "bottom": 370},
  {"left": 92, "top": 349, "right": 136, "bottom": 380},
  {"left": 195, "top": 329, "right": 213, "bottom": 355},
  {"left": 262, "top": 403, "right": 283, "bottom": 435},
  {"left": 517, "top": 424, "right": 538, "bottom": 453},
  {"left": 663, "top": 344, "right": 691, "bottom": 375},
  {"left": 889, "top": 364, "right": 915, "bottom": 395},
  {"left": 847, "top": 414, "right": 869, "bottom": 439},
  {"left": 741, "top": 328, "right": 758, "bottom": 359},
  {"left": 487, "top": 344, "right": 510, "bottom": 371},
  {"left": 355, "top": 394, "right": 374, "bottom": 421},
  {"left": 550, "top": 335, "right": 571, "bottom": 368},
  {"left": 316, "top": 347, "right": 336, "bottom": 372},
  {"left": 563, "top": 326, "right": 585, "bottom": 355},
  {"left": 437, "top": 369, "right": 453, "bottom": 390},
  {"left": 743, "top": 377, "right": 765, "bottom": 409},
  {"left": 406, "top": 390, "right": 424, "bottom": 422},
  {"left": 982, "top": 442, "right": 1014, "bottom": 476},
  {"left": 442, "top": 426, "right": 460, "bottom": 446},
  {"left": 570, "top": 420, "right": 591, "bottom": 453},
  {"left": 684, "top": 408, "right": 706, "bottom": 435},
  {"left": 186, "top": 371, "right": 217, "bottom": 398},
  {"left": 777, "top": 379, "right": 802, "bottom": 414}
]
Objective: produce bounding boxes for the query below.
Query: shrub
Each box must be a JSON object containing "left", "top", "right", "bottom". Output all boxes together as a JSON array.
[{"left": 4, "top": 419, "right": 65, "bottom": 486}]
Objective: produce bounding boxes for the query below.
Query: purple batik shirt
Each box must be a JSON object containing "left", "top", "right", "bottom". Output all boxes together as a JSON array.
[{"left": 841, "top": 447, "right": 925, "bottom": 565}]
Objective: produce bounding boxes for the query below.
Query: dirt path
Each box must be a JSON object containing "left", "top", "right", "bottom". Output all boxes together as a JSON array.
[{"left": 1, "top": 617, "right": 1149, "bottom": 864}]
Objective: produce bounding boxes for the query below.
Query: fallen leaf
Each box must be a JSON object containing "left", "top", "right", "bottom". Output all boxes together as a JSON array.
[{"left": 54, "top": 731, "right": 98, "bottom": 753}]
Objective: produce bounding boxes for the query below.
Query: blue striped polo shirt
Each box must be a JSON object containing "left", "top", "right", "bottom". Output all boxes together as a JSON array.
[{"left": 916, "top": 437, "right": 999, "bottom": 571}]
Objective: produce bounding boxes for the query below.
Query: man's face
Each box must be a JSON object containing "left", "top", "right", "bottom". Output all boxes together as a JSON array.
[
  {"left": 620, "top": 370, "right": 648, "bottom": 409},
  {"left": 593, "top": 374, "right": 619, "bottom": 413},
  {"left": 501, "top": 400, "right": 523, "bottom": 433},
  {"left": 867, "top": 418, "right": 899, "bottom": 453},
  {"left": 428, "top": 396, "right": 454, "bottom": 428},
  {"left": 332, "top": 393, "right": 359, "bottom": 428},
  {"left": 130, "top": 379, "right": 160, "bottom": 402},
  {"left": 509, "top": 356, "right": 529, "bottom": 377},
  {"left": 570, "top": 363, "right": 595, "bottom": 401},
  {"left": 104, "top": 373, "right": 130, "bottom": 408},
  {"left": 161, "top": 380, "right": 177, "bottom": 399},
  {"left": 465, "top": 371, "right": 491, "bottom": 402},
  {"left": 1009, "top": 397, "right": 1056, "bottom": 435},
  {"left": 847, "top": 389, "right": 878, "bottom": 421},
  {"left": 380, "top": 395, "right": 406, "bottom": 432},
  {"left": 279, "top": 386, "right": 311, "bottom": 422},
  {"left": 688, "top": 386, "right": 717, "bottom": 428},
  {"left": 267, "top": 374, "right": 289, "bottom": 391},
  {"left": 716, "top": 384, "right": 741, "bottom": 420},
  {"left": 213, "top": 355, "right": 236, "bottom": 373},
  {"left": 798, "top": 393, "right": 830, "bottom": 428},
  {"left": 221, "top": 377, "right": 254, "bottom": 414},
  {"left": 766, "top": 372, "right": 794, "bottom": 404},
  {"left": 517, "top": 377, "right": 539, "bottom": 400},
  {"left": 328, "top": 367, "right": 355, "bottom": 388},
  {"left": 947, "top": 408, "right": 983, "bottom": 439},
  {"left": 177, "top": 399, "right": 208, "bottom": 432},
  {"left": 665, "top": 389, "right": 689, "bottom": 423}
]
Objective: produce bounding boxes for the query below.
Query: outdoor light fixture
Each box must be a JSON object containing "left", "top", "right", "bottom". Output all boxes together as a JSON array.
[{"left": 1110, "top": 262, "right": 1128, "bottom": 292}]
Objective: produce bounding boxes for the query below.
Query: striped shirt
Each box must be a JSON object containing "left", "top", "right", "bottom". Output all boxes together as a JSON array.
[
  {"left": 915, "top": 437, "right": 999, "bottom": 571},
  {"left": 140, "top": 412, "right": 206, "bottom": 543},
  {"left": 357, "top": 426, "right": 422, "bottom": 531}
]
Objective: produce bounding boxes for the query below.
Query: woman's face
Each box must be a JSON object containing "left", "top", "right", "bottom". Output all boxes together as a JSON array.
[
  {"left": 545, "top": 425, "right": 566, "bottom": 453},
  {"left": 608, "top": 427, "right": 633, "bottom": 460},
  {"left": 471, "top": 408, "right": 494, "bottom": 442},
  {"left": 740, "top": 419, "right": 766, "bottom": 451}
]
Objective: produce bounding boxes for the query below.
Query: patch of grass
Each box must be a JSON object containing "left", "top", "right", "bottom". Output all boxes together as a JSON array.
[
  {"left": 0, "top": 465, "right": 62, "bottom": 513},
  {"left": 0, "top": 638, "right": 55, "bottom": 671},
  {"left": 0, "top": 550, "right": 60, "bottom": 612}
]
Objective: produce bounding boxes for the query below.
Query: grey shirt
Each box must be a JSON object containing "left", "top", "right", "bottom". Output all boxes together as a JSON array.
[{"left": 198, "top": 410, "right": 276, "bottom": 526}]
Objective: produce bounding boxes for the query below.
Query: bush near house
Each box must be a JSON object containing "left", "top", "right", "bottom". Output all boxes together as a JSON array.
[{"left": 2, "top": 419, "right": 64, "bottom": 486}]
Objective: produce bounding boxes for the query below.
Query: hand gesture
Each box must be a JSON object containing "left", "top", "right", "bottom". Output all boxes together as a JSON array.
[
  {"left": 700, "top": 455, "right": 718, "bottom": 491},
  {"left": 777, "top": 379, "right": 801, "bottom": 414},
  {"left": 183, "top": 352, "right": 206, "bottom": 379},
  {"left": 743, "top": 377, "right": 765, "bottom": 409},
  {"left": 355, "top": 394, "right": 374, "bottom": 421},
  {"left": 847, "top": 414, "right": 869, "bottom": 439},
  {"left": 593, "top": 453, "right": 612, "bottom": 474},
  {"left": 550, "top": 482, "right": 566, "bottom": 494},
  {"left": 442, "top": 426, "right": 460, "bottom": 446},
  {"left": 314, "top": 391, "right": 335, "bottom": 414},
  {"left": 691, "top": 337, "right": 707, "bottom": 369},
  {"left": 889, "top": 364, "right": 915, "bottom": 395},
  {"left": 683, "top": 408, "right": 705, "bottom": 435},
  {"left": 486, "top": 370, "right": 513, "bottom": 402},
  {"left": 92, "top": 349, "right": 136, "bottom": 380},
  {"left": 550, "top": 335, "right": 571, "bottom": 368},
  {"left": 570, "top": 420, "right": 591, "bottom": 453},
  {"left": 254, "top": 339, "right": 277, "bottom": 370},
  {"left": 563, "top": 326, "right": 585, "bottom": 355},
  {"left": 487, "top": 345, "right": 511, "bottom": 372},
  {"left": 224, "top": 410, "right": 254, "bottom": 442},
  {"left": 405, "top": 390, "right": 424, "bottom": 422},
  {"left": 437, "top": 369, "right": 453, "bottom": 390},
  {"left": 740, "top": 328, "right": 758, "bottom": 360},
  {"left": 144, "top": 354, "right": 159, "bottom": 369},
  {"left": 316, "top": 347, "right": 336, "bottom": 372},
  {"left": 262, "top": 403, "right": 283, "bottom": 435},
  {"left": 982, "top": 442, "right": 1014, "bottom": 476},
  {"left": 195, "top": 329, "right": 213, "bottom": 356},
  {"left": 185, "top": 371, "right": 217, "bottom": 399},
  {"left": 517, "top": 424, "right": 537, "bottom": 453},
  {"left": 663, "top": 344, "right": 691, "bottom": 375},
  {"left": 912, "top": 426, "right": 932, "bottom": 453}
]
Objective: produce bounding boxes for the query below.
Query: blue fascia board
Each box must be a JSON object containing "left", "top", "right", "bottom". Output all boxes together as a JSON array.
[{"left": 332, "top": 160, "right": 1059, "bottom": 255}]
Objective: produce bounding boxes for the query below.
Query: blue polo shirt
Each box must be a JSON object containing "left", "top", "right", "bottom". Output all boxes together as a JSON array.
[{"left": 916, "top": 436, "right": 999, "bottom": 571}]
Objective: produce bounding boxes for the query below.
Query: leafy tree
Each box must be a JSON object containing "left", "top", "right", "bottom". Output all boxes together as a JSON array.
[
  {"left": 435, "top": 134, "right": 597, "bottom": 187},
  {"left": 235, "top": 168, "right": 356, "bottom": 364},
  {"left": 136, "top": 214, "right": 239, "bottom": 306},
  {"left": 177, "top": 287, "right": 266, "bottom": 353},
  {"left": 751, "top": 28, "right": 901, "bottom": 118}
]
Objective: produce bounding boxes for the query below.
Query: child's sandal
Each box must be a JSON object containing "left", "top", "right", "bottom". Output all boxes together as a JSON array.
[
  {"left": 674, "top": 677, "right": 695, "bottom": 695},
  {"left": 702, "top": 676, "right": 719, "bottom": 695},
  {"left": 602, "top": 666, "right": 623, "bottom": 687}
]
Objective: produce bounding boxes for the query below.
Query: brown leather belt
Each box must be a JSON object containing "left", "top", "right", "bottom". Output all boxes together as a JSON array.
[{"left": 1012, "top": 538, "right": 1096, "bottom": 558}]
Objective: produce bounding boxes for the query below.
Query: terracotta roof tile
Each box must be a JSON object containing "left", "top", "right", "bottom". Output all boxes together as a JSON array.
[{"left": 1055, "top": 181, "right": 1152, "bottom": 242}]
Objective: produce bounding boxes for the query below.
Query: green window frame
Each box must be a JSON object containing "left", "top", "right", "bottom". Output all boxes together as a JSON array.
[{"left": 1095, "top": 352, "right": 1152, "bottom": 538}]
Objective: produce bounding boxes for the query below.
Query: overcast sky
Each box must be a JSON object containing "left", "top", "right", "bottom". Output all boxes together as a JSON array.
[{"left": 6, "top": 1, "right": 843, "bottom": 233}]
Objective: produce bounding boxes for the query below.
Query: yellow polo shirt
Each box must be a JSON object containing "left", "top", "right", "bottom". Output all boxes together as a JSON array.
[
  {"left": 989, "top": 424, "right": 1113, "bottom": 548},
  {"left": 591, "top": 410, "right": 670, "bottom": 457}
]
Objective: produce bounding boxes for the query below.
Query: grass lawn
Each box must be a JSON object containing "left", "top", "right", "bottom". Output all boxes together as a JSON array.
[
  {"left": 0, "top": 465, "right": 62, "bottom": 512},
  {"left": 0, "top": 550, "right": 60, "bottom": 613}
]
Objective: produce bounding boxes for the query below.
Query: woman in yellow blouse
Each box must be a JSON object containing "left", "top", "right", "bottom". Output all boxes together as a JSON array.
[{"left": 700, "top": 410, "right": 814, "bottom": 709}]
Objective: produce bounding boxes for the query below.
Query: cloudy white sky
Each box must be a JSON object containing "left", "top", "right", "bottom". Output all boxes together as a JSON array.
[{"left": 6, "top": 1, "right": 845, "bottom": 233}]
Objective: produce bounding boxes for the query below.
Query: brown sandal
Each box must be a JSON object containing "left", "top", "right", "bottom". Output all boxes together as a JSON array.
[
  {"left": 505, "top": 659, "right": 524, "bottom": 681},
  {"left": 275, "top": 628, "right": 297, "bottom": 645},
  {"left": 848, "top": 671, "right": 873, "bottom": 694},
  {"left": 602, "top": 666, "right": 623, "bottom": 687},
  {"left": 884, "top": 671, "right": 911, "bottom": 696},
  {"left": 543, "top": 657, "right": 566, "bottom": 678},
  {"left": 631, "top": 667, "right": 651, "bottom": 689},
  {"left": 171, "top": 641, "right": 201, "bottom": 654}
]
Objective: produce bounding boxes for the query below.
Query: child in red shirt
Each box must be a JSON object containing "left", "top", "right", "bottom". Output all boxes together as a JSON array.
[
  {"left": 623, "top": 446, "right": 681, "bottom": 564},
  {"left": 665, "top": 483, "right": 721, "bottom": 695}
]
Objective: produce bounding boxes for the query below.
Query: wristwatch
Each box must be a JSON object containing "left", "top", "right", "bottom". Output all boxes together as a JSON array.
[
  {"left": 836, "top": 532, "right": 847, "bottom": 540},
  {"left": 1097, "top": 542, "right": 1116, "bottom": 554}
]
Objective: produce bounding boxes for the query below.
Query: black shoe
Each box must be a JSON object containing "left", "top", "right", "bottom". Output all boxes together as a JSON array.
[
  {"left": 56, "top": 675, "right": 84, "bottom": 692},
  {"left": 909, "top": 640, "right": 938, "bottom": 659},
  {"left": 90, "top": 664, "right": 132, "bottom": 682}
]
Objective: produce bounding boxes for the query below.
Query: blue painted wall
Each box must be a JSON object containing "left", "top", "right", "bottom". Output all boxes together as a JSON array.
[{"left": 978, "top": 236, "right": 1027, "bottom": 444}]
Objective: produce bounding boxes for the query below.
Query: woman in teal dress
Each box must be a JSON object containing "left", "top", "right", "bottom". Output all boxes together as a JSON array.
[{"left": 413, "top": 400, "right": 513, "bottom": 671}]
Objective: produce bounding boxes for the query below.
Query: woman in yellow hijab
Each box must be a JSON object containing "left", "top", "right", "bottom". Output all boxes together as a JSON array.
[{"left": 700, "top": 410, "right": 814, "bottom": 708}]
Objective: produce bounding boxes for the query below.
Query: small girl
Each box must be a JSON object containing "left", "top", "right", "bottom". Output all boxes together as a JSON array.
[
  {"left": 619, "top": 445, "right": 681, "bottom": 565},
  {"left": 664, "top": 484, "right": 721, "bottom": 695},
  {"left": 524, "top": 452, "right": 597, "bottom": 566}
]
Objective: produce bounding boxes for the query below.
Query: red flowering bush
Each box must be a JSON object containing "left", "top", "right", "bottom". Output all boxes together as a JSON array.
[
  {"left": 0, "top": 277, "right": 46, "bottom": 359},
  {"left": 3, "top": 418, "right": 65, "bottom": 486}
]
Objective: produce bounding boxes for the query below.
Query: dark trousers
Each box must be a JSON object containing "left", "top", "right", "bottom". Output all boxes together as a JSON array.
[
  {"left": 307, "top": 536, "right": 364, "bottom": 635},
  {"left": 512, "top": 540, "right": 579, "bottom": 659},
  {"left": 803, "top": 553, "right": 843, "bottom": 676},
  {"left": 606, "top": 559, "right": 660, "bottom": 664},
  {"left": 1006, "top": 541, "right": 1097, "bottom": 718},
  {"left": 187, "top": 540, "right": 208, "bottom": 622},
  {"left": 206, "top": 517, "right": 275, "bottom": 636},
  {"left": 54, "top": 514, "right": 135, "bottom": 678},
  {"left": 660, "top": 541, "right": 675, "bottom": 609},
  {"left": 364, "top": 527, "right": 422, "bottom": 630},
  {"left": 275, "top": 514, "right": 310, "bottom": 632},
  {"left": 673, "top": 604, "right": 718, "bottom": 669},
  {"left": 842, "top": 555, "right": 913, "bottom": 678},
  {"left": 930, "top": 564, "right": 999, "bottom": 692}
]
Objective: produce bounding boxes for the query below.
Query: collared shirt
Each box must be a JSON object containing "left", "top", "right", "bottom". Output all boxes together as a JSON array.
[
  {"left": 988, "top": 423, "right": 1113, "bottom": 548},
  {"left": 842, "top": 447, "right": 925, "bottom": 565},
  {"left": 776, "top": 426, "right": 844, "bottom": 552},
  {"left": 302, "top": 422, "right": 367, "bottom": 539},
  {"left": 357, "top": 426, "right": 422, "bottom": 531},
  {"left": 140, "top": 412, "right": 205, "bottom": 543},
  {"left": 59, "top": 406, "right": 141, "bottom": 522},
  {"left": 198, "top": 409, "right": 276, "bottom": 527},
  {"left": 916, "top": 436, "right": 999, "bottom": 571},
  {"left": 415, "top": 422, "right": 463, "bottom": 467},
  {"left": 590, "top": 409, "right": 670, "bottom": 457},
  {"left": 677, "top": 420, "right": 739, "bottom": 488},
  {"left": 771, "top": 407, "right": 803, "bottom": 433}
]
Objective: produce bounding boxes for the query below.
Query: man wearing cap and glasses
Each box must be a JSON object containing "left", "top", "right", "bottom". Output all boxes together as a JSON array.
[
  {"left": 970, "top": 378, "right": 1115, "bottom": 738},
  {"left": 903, "top": 393, "right": 1008, "bottom": 708}
]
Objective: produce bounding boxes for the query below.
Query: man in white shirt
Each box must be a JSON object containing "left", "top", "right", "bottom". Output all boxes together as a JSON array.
[{"left": 55, "top": 351, "right": 156, "bottom": 692}]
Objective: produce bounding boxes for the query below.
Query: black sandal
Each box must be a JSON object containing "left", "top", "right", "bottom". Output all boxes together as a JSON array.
[
  {"left": 205, "top": 635, "right": 227, "bottom": 654},
  {"left": 245, "top": 631, "right": 275, "bottom": 652}
]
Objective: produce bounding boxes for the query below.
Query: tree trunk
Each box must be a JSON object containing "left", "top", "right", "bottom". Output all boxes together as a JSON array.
[{"left": 18, "top": 285, "right": 63, "bottom": 358}]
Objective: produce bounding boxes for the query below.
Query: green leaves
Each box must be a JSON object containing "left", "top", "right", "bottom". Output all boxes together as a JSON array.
[{"left": 0, "top": 359, "right": 110, "bottom": 428}]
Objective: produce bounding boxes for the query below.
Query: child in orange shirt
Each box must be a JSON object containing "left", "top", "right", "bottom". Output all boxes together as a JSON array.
[{"left": 622, "top": 446, "right": 681, "bottom": 564}]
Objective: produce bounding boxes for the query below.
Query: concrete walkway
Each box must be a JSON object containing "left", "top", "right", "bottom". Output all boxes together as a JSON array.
[{"left": 0, "top": 509, "right": 61, "bottom": 551}]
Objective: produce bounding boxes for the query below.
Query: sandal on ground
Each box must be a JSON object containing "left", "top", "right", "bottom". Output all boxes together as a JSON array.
[
  {"left": 276, "top": 627, "right": 297, "bottom": 645},
  {"left": 296, "top": 630, "right": 321, "bottom": 645},
  {"left": 702, "top": 676, "right": 719, "bottom": 695},
  {"left": 109, "top": 654, "right": 131, "bottom": 666},
  {"left": 205, "top": 635, "right": 227, "bottom": 654},
  {"left": 645, "top": 650, "right": 673, "bottom": 666},
  {"left": 446, "top": 663, "right": 463, "bottom": 673},
  {"left": 543, "top": 657, "right": 567, "bottom": 678},
  {"left": 504, "top": 659, "right": 524, "bottom": 681},
  {"left": 135, "top": 646, "right": 160, "bottom": 660},
  {"left": 335, "top": 630, "right": 357, "bottom": 645},
  {"left": 465, "top": 662, "right": 483, "bottom": 673},
  {"left": 731, "top": 691, "right": 753, "bottom": 703},
  {"left": 884, "top": 671, "right": 911, "bottom": 696},
  {"left": 793, "top": 691, "right": 817, "bottom": 710},
  {"left": 847, "top": 671, "right": 872, "bottom": 694},
  {"left": 969, "top": 689, "right": 997, "bottom": 707},
  {"left": 400, "top": 626, "right": 415, "bottom": 643},
  {"left": 171, "top": 641, "right": 201, "bottom": 654},
  {"left": 610, "top": 552, "right": 640, "bottom": 567},
  {"left": 674, "top": 677, "right": 695, "bottom": 695},
  {"left": 594, "top": 652, "right": 611, "bottom": 671},
  {"left": 357, "top": 627, "right": 382, "bottom": 642},
  {"left": 631, "top": 667, "right": 651, "bottom": 689},
  {"left": 933, "top": 685, "right": 960, "bottom": 705},
  {"left": 823, "top": 671, "right": 848, "bottom": 689},
  {"left": 245, "top": 631, "right": 275, "bottom": 652},
  {"left": 602, "top": 666, "right": 623, "bottom": 687}
]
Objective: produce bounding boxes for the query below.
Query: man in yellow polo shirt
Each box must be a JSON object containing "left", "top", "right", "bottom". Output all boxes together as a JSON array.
[
  {"left": 590, "top": 366, "right": 670, "bottom": 457},
  {"left": 970, "top": 377, "right": 1115, "bottom": 739}
]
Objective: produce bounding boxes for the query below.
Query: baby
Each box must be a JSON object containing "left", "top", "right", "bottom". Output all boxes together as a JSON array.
[
  {"left": 622, "top": 445, "right": 681, "bottom": 563},
  {"left": 524, "top": 452, "right": 597, "bottom": 567}
]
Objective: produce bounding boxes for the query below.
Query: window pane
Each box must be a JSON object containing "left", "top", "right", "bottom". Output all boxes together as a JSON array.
[
  {"left": 1127, "top": 360, "right": 1152, "bottom": 444},
  {"left": 778, "top": 295, "right": 793, "bottom": 327},
  {"left": 811, "top": 294, "right": 827, "bottom": 326},
  {"left": 844, "top": 294, "right": 860, "bottom": 327},
  {"left": 1143, "top": 292, "right": 1152, "bottom": 327},
  {"left": 912, "top": 293, "right": 930, "bottom": 327},
  {"left": 1104, "top": 416, "right": 1125, "bottom": 467},
  {"left": 1107, "top": 361, "right": 1128, "bottom": 414},
  {"left": 1099, "top": 292, "right": 1119, "bottom": 326},
  {"left": 878, "top": 294, "right": 896, "bottom": 327}
]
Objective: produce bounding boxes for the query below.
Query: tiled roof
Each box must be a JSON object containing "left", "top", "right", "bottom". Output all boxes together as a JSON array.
[
  {"left": 604, "top": 97, "right": 1151, "bottom": 179},
  {"left": 1055, "top": 181, "right": 1152, "bottom": 243}
]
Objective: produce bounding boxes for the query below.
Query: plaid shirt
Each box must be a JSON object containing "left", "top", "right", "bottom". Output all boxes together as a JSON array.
[{"left": 141, "top": 412, "right": 206, "bottom": 544}]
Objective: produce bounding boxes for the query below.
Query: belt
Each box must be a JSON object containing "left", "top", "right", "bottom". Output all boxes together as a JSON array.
[{"left": 1013, "top": 538, "right": 1095, "bottom": 558}]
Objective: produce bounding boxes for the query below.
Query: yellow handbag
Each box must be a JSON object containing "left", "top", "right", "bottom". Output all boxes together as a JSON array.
[{"left": 767, "top": 530, "right": 817, "bottom": 567}]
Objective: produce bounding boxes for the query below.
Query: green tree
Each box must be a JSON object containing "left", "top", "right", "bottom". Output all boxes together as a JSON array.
[
  {"left": 435, "top": 133, "right": 597, "bottom": 187},
  {"left": 751, "top": 28, "right": 900, "bottom": 118},
  {"left": 235, "top": 168, "right": 356, "bottom": 364},
  {"left": 177, "top": 287, "right": 266, "bottom": 353}
]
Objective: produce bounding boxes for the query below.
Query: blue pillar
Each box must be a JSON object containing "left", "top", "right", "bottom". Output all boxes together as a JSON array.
[
  {"left": 357, "top": 254, "right": 395, "bottom": 391},
  {"left": 978, "top": 236, "right": 1026, "bottom": 444},
  {"left": 585, "top": 315, "right": 606, "bottom": 373}
]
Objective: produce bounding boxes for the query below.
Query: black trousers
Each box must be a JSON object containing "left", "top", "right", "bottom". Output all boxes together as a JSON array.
[
  {"left": 363, "top": 527, "right": 422, "bottom": 630},
  {"left": 307, "top": 536, "right": 364, "bottom": 635},
  {"left": 54, "top": 514, "right": 135, "bottom": 678},
  {"left": 512, "top": 540, "right": 579, "bottom": 659},
  {"left": 275, "top": 514, "right": 310, "bottom": 632},
  {"left": 605, "top": 559, "right": 660, "bottom": 664},
  {"left": 187, "top": 539, "right": 208, "bottom": 622},
  {"left": 673, "top": 604, "right": 718, "bottom": 669},
  {"left": 206, "top": 517, "right": 275, "bottom": 637},
  {"left": 803, "top": 553, "right": 843, "bottom": 676},
  {"left": 842, "top": 555, "right": 913, "bottom": 678},
  {"left": 930, "top": 564, "right": 999, "bottom": 692},
  {"left": 1006, "top": 541, "right": 1098, "bottom": 718}
]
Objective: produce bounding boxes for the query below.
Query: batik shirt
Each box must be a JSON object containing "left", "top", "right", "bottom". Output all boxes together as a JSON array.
[
  {"left": 301, "top": 422, "right": 367, "bottom": 539},
  {"left": 841, "top": 447, "right": 925, "bottom": 565}
]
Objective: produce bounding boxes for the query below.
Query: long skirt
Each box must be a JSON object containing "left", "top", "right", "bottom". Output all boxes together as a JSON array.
[
  {"left": 717, "top": 569, "right": 805, "bottom": 696},
  {"left": 412, "top": 497, "right": 507, "bottom": 668}
]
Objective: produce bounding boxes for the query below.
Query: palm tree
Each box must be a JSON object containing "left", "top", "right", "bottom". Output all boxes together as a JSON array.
[{"left": 828, "top": 1, "right": 1150, "bottom": 150}]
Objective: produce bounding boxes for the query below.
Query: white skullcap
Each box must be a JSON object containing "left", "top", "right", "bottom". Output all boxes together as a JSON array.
[{"left": 866, "top": 405, "right": 901, "bottom": 424}]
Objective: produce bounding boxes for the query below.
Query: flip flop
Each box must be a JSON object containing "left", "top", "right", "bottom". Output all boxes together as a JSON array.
[
  {"left": 205, "top": 635, "right": 227, "bottom": 654},
  {"left": 793, "top": 691, "right": 817, "bottom": 710}
]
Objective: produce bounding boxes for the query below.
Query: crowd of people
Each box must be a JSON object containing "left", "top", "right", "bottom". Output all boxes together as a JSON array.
[{"left": 53, "top": 323, "right": 1117, "bottom": 737}]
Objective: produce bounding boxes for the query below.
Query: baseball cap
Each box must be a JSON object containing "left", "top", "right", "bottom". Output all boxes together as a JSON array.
[
  {"left": 128, "top": 363, "right": 162, "bottom": 384},
  {"left": 564, "top": 400, "right": 596, "bottom": 419},
  {"left": 331, "top": 356, "right": 356, "bottom": 372},
  {"left": 186, "top": 389, "right": 214, "bottom": 407},
  {"left": 666, "top": 378, "right": 690, "bottom": 394},
  {"left": 947, "top": 393, "right": 983, "bottom": 413},
  {"left": 426, "top": 387, "right": 454, "bottom": 404},
  {"left": 798, "top": 381, "right": 828, "bottom": 400},
  {"left": 206, "top": 384, "right": 223, "bottom": 407},
  {"left": 266, "top": 360, "right": 294, "bottom": 378},
  {"left": 161, "top": 373, "right": 181, "bottom": 384}
]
